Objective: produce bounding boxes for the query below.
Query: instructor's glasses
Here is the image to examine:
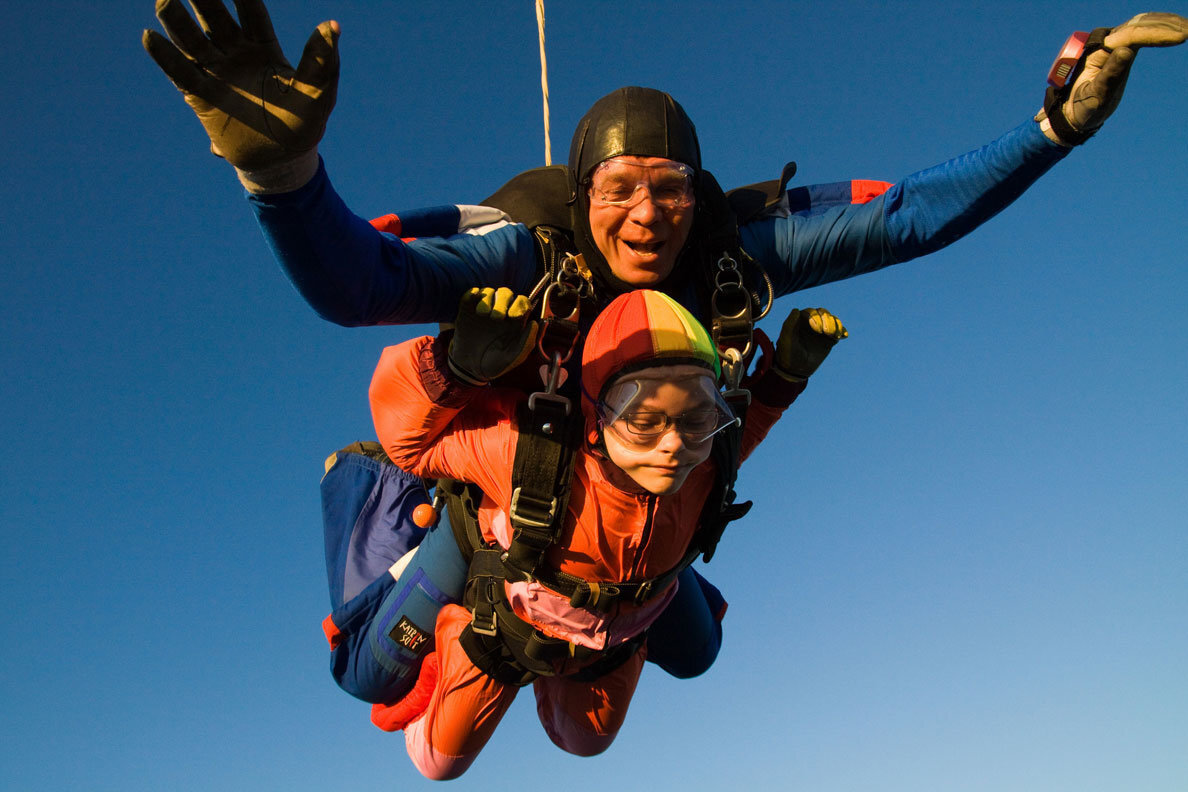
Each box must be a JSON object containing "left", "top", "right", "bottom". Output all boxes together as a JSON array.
[{"left": 587, "top": 158, "right": 695, "bottom": 210}]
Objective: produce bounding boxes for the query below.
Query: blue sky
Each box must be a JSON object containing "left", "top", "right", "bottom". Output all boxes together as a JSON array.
[{"left": 2, "top": 2, "right": 1185, "bottom": 790}]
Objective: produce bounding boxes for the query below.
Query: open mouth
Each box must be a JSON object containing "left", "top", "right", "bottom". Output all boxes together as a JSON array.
[{"left": 624, "top": 240, "right": 665, "bottom": 256}]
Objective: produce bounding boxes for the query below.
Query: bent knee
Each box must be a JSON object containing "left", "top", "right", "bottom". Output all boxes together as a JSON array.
[
  {"left": 405, "top": 713, "right": 481, "bottom": 780},
  {"left": 654, "top": 627, "right": 721, "bottom": 679},
  {"left": 541, "top": 718, "right": 618, "bottom": 757}
]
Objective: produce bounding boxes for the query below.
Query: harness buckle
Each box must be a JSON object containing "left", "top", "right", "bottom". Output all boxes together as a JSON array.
[
  {"left": 528, "top": 349, "right": 572, "bottom": 417},
  {"left": 470, "top": 608, "right": 498, "bottom": 637},
  {"left": 470, "top": 578, "right": 500, "bottom": 637},
  {"left": 528, "top": 387, "right": 571, "bottom": 416},
  {"left": 509, "top": 486, "right": 558, "bottom": 532},
  {"left": 718, "top": 348, "right": 752, "bottom": 400}
]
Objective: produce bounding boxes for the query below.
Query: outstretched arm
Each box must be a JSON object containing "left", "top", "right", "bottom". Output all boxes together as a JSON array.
[
  {"left": 741, "top": 118, "right": 1070, "bottom": 296},
  {"left": 744, "top": 13, "right": 1186, "bottom": 297},
  {"left": 142, "top": 0, "right": 339, "bottom": 192}
]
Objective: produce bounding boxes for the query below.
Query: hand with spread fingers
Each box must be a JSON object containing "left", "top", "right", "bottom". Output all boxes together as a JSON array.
[
  {"left": 142, "top": 0, "right": 339, "bottom": 187},
  {"left": 1039, "top": 12, "right": 1188, "bottom": 145},
  {"left": 448, "top": 288, "right": 540, "bottom": 385},
  {"left": 772, "top": 307, "right": 848, "bottom": 382}
]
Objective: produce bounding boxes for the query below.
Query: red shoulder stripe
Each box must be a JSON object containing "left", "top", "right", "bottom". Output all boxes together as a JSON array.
[
  {"left": 850, "top": 179, "right": 893, "bottom": 204},
  {"left": 369, "top": 213, "right": 402, "bottom": 235}
]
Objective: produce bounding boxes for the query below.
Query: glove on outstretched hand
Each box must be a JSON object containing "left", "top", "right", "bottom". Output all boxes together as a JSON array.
[
  {"left": 1040, "top": 12, "right": 1188, "bottom": 145},
  {"left": 448, "top": 288, "right": 540, "bottom": 385},
  {"left": 773, "top": 307, "right": 848, "bottom": 381},
  {"left": 142, "top": 0, "right": 339, "bottom": 177}
]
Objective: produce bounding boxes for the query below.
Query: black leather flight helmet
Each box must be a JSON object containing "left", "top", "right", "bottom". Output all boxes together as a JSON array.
[
  {"left": 567, "top": 87, "right": 703, "bottom": 291},
  {"left": 568, "top": 86, "right": 702, "bottom": 186}
]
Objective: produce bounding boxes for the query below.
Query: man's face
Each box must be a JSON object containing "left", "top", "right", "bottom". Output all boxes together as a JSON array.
[
  {"left": 599, "top": 366, "right": 721, "bottom": 495},
  {"left": 586, "top": 156, "right": 696, "bottom": 286}
]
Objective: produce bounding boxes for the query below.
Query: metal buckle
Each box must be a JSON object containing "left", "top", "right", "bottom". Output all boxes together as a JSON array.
[
  {"left": 470, "top": 608, "right": 498, "bottom": 637},
  {"left": 509, "top": 486, "right": 557, "bottom": 530},
  {"left": 569, "top": 581, "right": 622, "bottom": 611},
  {"left": 470, "top": 579, "right": 500, "bottom": 637},
  {"left": 528, "top": 349, "right": 572, "bottom": 416}
]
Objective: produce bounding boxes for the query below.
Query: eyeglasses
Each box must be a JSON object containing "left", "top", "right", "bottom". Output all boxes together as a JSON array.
[
  {"left": 587, "top": 158, "right": 695, "bottom": 210},
  {"left": 598, "top": 405, "right": 740, "bottom": 448}
]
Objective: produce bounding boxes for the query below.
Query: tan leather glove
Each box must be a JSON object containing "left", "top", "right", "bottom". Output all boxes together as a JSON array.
[
  {"left": 143, "top": 0, "right": 339, "bottom": 188},
  {"left": 1038, "top": 12, "right": 1188, "bottom": 145}
]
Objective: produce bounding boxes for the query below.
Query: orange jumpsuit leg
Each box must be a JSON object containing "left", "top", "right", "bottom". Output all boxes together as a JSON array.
[
  {"left": 404, "top": 604, "right": 518, "bottom": 780},
  {"left": 533, "top": 643, "right": 646, "bottom": 756}
]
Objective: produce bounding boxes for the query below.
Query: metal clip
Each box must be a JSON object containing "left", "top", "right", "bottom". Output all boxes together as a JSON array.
[
  {"left": 470, "top": 608, "right": 498, "bottom": 637},
  {"left": 537, "top": 284, "right": 581, "bottom": 366},
  {"left": 711, "top": 253, "right": 755, "bottom": 376},
  {"left": 528, "top": 350, "right": 572, "bottom": 415},
  {"left": 470, "top": 578, "right": 499, "bottom": 636},
  {"left": 632, "top": 580, "right": 654, "bottom": 606},
  {"left": 509, "top": 486, "right": 558, "bottom": 530},
  {"left": 718, "top": 347, "right": 748, "bottom": 394}
]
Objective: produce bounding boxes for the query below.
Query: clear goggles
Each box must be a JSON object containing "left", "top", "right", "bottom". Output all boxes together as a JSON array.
[
  {"left": 596, "top": 373, "right": 739, "bottom": 449},
  {"left": 587, "top": 158, "right": 695, "bottom": 210}
]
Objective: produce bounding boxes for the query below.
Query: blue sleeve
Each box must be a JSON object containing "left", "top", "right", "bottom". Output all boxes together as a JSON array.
[
  {"left": 883, "top": 119, "right": 1070, "bottom": 259},
  {"left": 739, "top": 190, "right": 894, "bottom": 297},
  {"left": 246, "top": 159, "right": 540, "bottom": 327},
  {"left": 741, "top": 120, "right": 1071, "bottom": 297}
]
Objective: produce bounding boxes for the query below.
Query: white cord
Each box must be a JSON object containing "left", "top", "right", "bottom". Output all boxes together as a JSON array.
[{"left": 535, "top": 0, "right": 552, "bottom": 165}]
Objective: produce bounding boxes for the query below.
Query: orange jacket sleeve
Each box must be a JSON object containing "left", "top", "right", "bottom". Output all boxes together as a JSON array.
[{"left": 369, "top": 335, "right": 516, "bottom": 505}]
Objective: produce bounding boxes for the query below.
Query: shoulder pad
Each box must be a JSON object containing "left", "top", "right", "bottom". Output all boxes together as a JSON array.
[
  {"left": 725, "top": 162, "right": 797, "bottom": 226},
  {"left": 481, "top": 166, "right": 576, "bottom": 230}
]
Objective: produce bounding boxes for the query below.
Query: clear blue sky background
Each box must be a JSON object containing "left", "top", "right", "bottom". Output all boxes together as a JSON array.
[{"left": 2, "top": 2, "right": 1185, "bottom": 790}]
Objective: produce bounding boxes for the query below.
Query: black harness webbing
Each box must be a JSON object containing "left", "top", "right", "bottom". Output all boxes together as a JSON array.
[
  {"left": 458, "top": 544, "right": 646, "bottom": 686},
  {"left": 696, "top": 406, "right": 751, "bottom": 563},
  {"left": 503, "top": 398, "right": 581, "bottom": 578}
]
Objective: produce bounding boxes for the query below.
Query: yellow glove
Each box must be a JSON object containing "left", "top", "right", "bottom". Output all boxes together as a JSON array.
[
  {"left": 143, "top": 0, "right": 339, "bottom": 183},
  {"left": 448, "top": 288, "right": 540, "bottom": 385},
  {"left": 773, "top": 307, "right": 848, "bottom": 382},
  {"left": 1039, "top": 12, "right": 1188, "bottom": 145}
]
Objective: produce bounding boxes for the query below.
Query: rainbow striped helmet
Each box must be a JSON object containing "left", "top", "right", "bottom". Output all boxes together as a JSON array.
[{"left": 581, "top": 290, "right": 721, "bottom": 402}]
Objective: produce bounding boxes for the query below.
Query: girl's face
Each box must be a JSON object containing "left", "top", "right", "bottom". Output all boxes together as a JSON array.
[{"left": 598, "top": 365, "right": 732, "bottom": 495}]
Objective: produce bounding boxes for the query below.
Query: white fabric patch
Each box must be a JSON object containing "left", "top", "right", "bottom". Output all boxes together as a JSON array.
[
  {"left": 388, "top": 546, "right": 420, "bottom": 581},
  {"left": 764, "top": 191, "right": 791, "bottom": 219},
  {"left": 456, "top": 204, "right": 513, "bottom": 236}
]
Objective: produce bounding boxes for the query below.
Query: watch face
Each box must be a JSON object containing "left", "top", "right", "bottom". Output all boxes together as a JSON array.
[{"left": 1048, "top": 31, "right": 1090, "bottom": 88}]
